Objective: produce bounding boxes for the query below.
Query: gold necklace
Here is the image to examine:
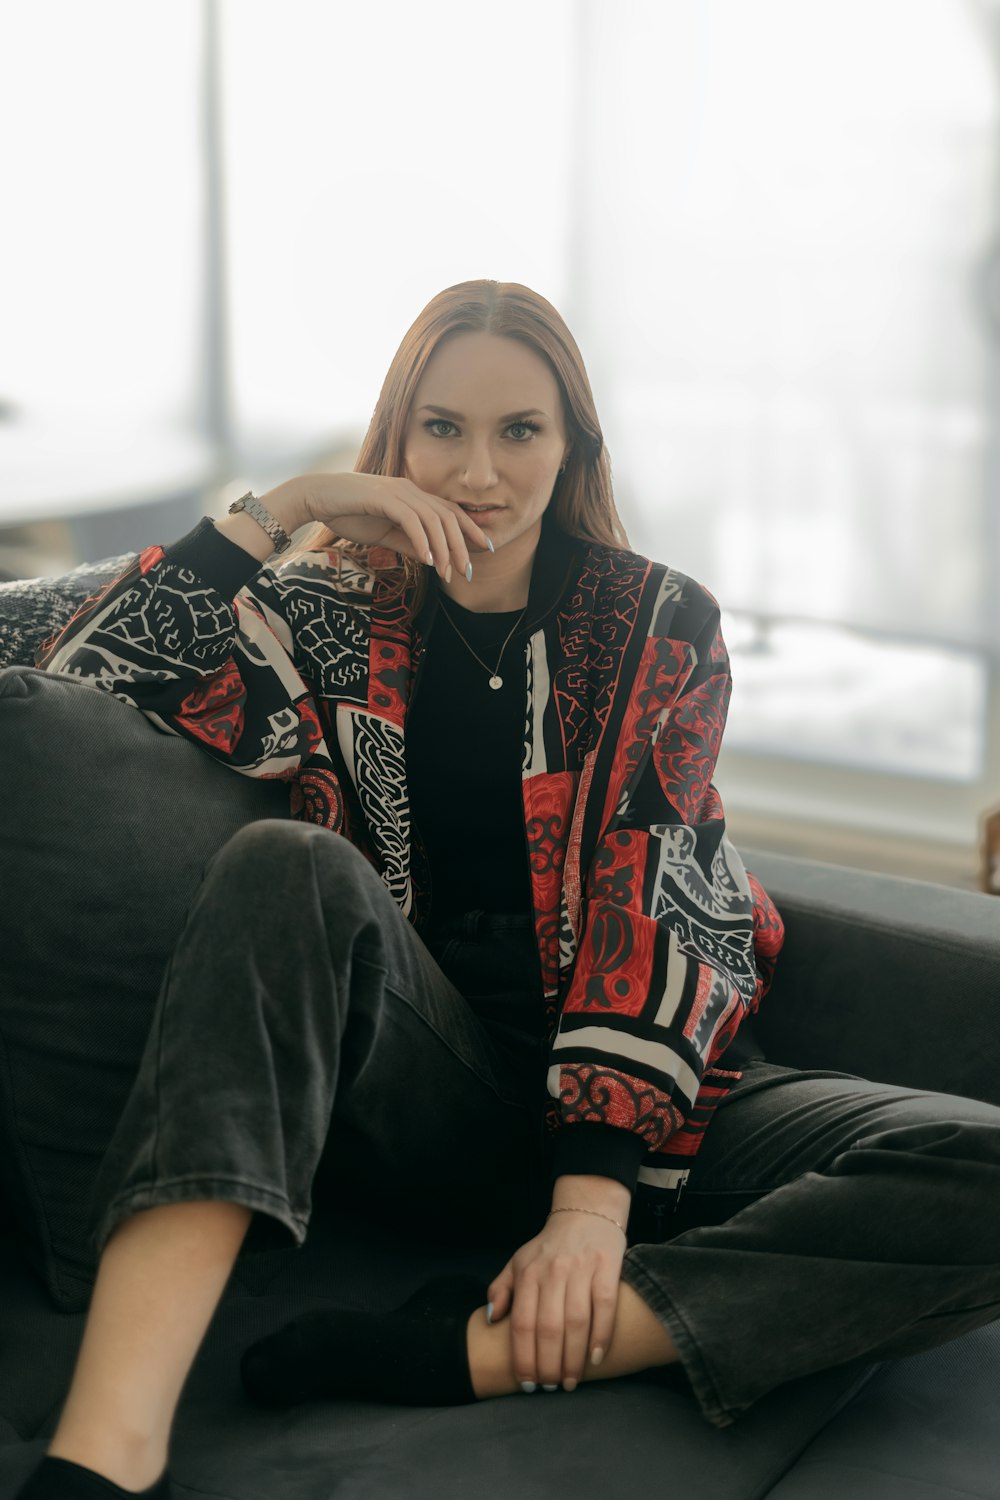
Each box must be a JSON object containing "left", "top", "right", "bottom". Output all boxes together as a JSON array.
[{"left": 436, "top": 595, "right": 527, "bottom": 689}]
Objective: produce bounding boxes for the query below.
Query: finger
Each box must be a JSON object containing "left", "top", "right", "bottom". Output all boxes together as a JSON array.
[
  {"left": 439, "top": 502, "right": 494, "bottom": 568},
  {"left": 486, "top": 1267, "right": 514, "bottom": 1323},
  {"left": 415, "top": 483, "right": 494, "bottom": 558},
  {"left": 424, "top": 509, "right": 470, "bottom": 579},
  {"left": 534, "top": 1273, "right": 568, "bottom": 1390},
  {"left": 561, "top": 1278, "right": 593, "bottom": 1390},
  {"left": 374, "top": 495, "right": 440, "bottom": 573},
  {"left": 420, "top": 502, "right": 453, "bottom": 578},
  {"left": 373, "top": 482, "right": 445, "bottom": 578},
  {"left": 392, "top": 483, "right": 451, "bottom": 578},
  {"left": 439, "top": 507, "right": 477, "bottom": 581},
  {"left": 510, "top": 1277, "right": 541, "bottom": 1390},
  {"left": 369, "top": 484, "right": 489, "bottom": 580},
  {"left": 408, "top": 482, "right": 493, "bottom": 566},
  {"left": 413, "top": 498, "right": 491, "bottom": 579},
  {"left": 589, "top": 1272, "right": 620, "bottom": 1370},
  {"left": 378, "top": 482, "right": 490, "bottom": 578}
]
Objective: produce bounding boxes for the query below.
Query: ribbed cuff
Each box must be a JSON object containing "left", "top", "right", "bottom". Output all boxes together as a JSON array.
[
  {"left": 549, "top": 1122, "right": 647, "bottom": 1196},
  {"left": 163, "top": 516, "right": 265, "bottom": 600}
]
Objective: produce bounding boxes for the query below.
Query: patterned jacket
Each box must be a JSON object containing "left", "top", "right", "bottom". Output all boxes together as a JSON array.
[{"left": 36, "top": 508, "right": 785, "bottom": 1211}]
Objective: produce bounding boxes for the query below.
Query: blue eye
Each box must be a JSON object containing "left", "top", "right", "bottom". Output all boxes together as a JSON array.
[{"left": 422, "top": 418, "right": 541, "bottom": 440}]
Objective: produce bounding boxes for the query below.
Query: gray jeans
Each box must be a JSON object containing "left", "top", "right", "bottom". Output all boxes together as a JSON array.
[{"left": 90, "top": 819, "right": 1000, "bottom": 1428}]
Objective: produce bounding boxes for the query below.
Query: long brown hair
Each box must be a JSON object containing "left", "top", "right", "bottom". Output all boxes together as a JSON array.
[{"left": 290, "top": 279, "right": 630, "bottom": 617}]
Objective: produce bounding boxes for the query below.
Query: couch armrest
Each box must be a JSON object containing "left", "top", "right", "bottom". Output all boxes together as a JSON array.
[
  {"left": 739, "top": 847, "right": 1000, "bottom": 1107},
  {"left": 0, "top": 553, "right": 137, "bottom": 670}
]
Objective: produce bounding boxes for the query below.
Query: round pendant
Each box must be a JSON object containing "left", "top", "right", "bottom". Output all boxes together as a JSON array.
[{"left": 489, "top": 674, "right": 503, "bottom": 689}]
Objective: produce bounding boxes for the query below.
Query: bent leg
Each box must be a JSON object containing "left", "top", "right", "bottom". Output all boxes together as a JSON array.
[
  {"left": 90, "top": 818, "right": 544, "bottom": 1260},
  {"left": 620, "top": 1062, "right": 1000, "bottom": 1427},
  {"left": 40, "top": 821, "right": 546, "bottom": 1490}
]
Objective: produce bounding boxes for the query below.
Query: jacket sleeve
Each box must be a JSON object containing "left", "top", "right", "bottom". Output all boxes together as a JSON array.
[
  {"left": 33, "top": 517, "right": 348, "bottom": 781},
  {"left": 549, "top": 581, "right": 785, "bottom": 1190}
]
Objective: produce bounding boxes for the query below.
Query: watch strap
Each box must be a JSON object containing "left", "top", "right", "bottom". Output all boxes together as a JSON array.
[{"left": 228, "top": 491, "right": 292, "bottom": 555}]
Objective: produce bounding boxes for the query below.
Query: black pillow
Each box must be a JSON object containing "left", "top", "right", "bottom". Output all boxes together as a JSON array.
[{"left": 0, "top": 666, "right": 290, "bottom": 1311}]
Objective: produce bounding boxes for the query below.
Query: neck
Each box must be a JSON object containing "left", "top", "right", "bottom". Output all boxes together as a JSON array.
[
  {"left": 438, "top": 581, "right": 528, "bottom": 614},
  {"left": 436, "top": 551, "right": 534, "bottom": 615}
]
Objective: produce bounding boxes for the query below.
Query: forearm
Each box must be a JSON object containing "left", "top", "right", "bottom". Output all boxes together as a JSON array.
[{"left": 212, "top": 476, "right": 315, "bottom": 563}]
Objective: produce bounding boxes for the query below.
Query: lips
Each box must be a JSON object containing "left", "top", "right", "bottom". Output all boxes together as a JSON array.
[{"left": 459, "top": 504, "right": 502, "bottom": 513}]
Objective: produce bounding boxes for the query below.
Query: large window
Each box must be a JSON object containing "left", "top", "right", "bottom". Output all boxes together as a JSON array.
[
  {"left": 573, "top": 0, "right": 998, "bottom": 797},
  {"left": 0, "top": 0, "right": 210, "bottom": 515},
  {"left": 2, "top": 0, "right": 997, "bottom": 847},
  {"left": 216, "top": 0, "right": 577, "bottom": 465}
]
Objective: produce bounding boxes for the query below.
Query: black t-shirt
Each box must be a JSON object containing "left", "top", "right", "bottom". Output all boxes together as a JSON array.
[{"left": 405, "top": 589, "right": 532, "bottom": 930}]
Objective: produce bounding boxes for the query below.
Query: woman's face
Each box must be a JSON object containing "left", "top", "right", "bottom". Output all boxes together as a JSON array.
[{"left": 402, "top": 331, "right": 570, "bottom": 563}]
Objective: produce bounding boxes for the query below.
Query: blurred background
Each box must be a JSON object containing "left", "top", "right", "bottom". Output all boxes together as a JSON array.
[{"left": 1, "top": 0, "right": 998, "bottom": 890}]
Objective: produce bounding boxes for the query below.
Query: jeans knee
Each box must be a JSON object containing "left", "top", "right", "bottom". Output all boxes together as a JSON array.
[
  {"left": 212, "top": 816, "right": 319, "bottom": 863},
  {"left": 199, "top": 818, "right": 390, "bottom": 971},
  {"left": 939, "top": 1118, "right": 1000, "bottom": 1172},
  {"left": 205, "top": 817, "right": 368, "bottom": 895},
  {"left": 856, "top": 1113, "right": 1000, "bottom": 1174}
]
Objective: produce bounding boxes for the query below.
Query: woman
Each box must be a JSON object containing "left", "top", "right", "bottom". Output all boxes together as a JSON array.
[{"left": 19, "top": 280, "right": 1000, "bottom": 1500}]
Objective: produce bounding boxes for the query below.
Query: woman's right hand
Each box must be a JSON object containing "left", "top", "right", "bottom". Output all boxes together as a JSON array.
[{"left": 294, "top": 471, "right": 495, "bottom": 581}]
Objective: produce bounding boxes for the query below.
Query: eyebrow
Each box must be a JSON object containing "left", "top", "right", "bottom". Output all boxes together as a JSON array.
[{"left": 417, "top": 404, "right": 548, "bottom": 423}]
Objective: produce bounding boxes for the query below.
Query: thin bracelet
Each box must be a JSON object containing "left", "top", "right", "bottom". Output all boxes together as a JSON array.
[{"left": 548, "top": 1206, "right": 627, "bottom": 1234}]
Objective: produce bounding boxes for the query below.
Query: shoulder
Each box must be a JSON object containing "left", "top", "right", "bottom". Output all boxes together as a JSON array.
[{"left": 578, "top": 536, "right": 722, "bottom": 641}]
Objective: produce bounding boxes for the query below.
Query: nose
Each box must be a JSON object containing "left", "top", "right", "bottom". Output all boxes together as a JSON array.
[{"left": 462, "top": 438, "right": 499, "bottom": 494}]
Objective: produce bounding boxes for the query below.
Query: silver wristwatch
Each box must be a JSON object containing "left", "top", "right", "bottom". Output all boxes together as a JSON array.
[{"left": 227, "top": 491, "right": 292, "bottom": 555}]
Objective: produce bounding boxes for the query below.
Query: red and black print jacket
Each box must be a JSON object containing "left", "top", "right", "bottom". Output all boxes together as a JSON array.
[{"left": 36, "top": 507, "right": 785, "bottom": 1210}]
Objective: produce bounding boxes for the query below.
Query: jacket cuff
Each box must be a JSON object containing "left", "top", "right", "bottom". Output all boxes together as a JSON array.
[
  {"left": 549, "top": 1122, "right": 647, "bottom": 1196},
  {"left": 163, "top": 516, "right": 265, "bottom": 599}
]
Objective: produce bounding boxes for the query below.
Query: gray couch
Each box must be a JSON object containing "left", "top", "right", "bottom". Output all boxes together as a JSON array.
[{"left": 1, "top": 556, "right": 998, "bottom": 1500}]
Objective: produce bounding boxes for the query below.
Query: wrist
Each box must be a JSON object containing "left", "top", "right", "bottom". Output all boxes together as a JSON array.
[
  {"left": 547, "top": 1205, "right": 628, "bottom": 1236},
  {"left": 213, "top": 479, "right": 312, "bottom": 563},
  {"left": 258, "top": 476, "right": 315, "bottom": 533},
  {"left": 551, "top": 1173, "right": 632, "bottom": 1222}
]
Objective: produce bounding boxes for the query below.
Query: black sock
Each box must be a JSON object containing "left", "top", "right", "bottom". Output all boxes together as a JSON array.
[
  {"left": 240, "top": 1274, "right": 487, "bottom": 1409},
  {"left": 13, "top": 1455, "right": 171, "bottom": 1499}
]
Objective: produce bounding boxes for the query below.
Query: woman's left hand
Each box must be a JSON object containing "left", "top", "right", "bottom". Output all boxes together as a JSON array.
[{"left": 486, "top": 1210, "right": 627, "bottom": 1390}]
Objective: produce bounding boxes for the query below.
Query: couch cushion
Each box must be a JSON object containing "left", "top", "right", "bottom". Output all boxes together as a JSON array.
[
  {"left": 0, "top": 1206, "right": 880, "bottom": 1500},
  {"left": 0, "top": 666, "right": 290, "bottom": 1310},
  {"left": 0, "top": 554, "right": 136, "bottom": 671},
  {"left": 762, "top": 1321, "right": 1000, "bottom": 1500},
  {"left": 739, "top": 847, "right": 1000, "bottom": 1106}
]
